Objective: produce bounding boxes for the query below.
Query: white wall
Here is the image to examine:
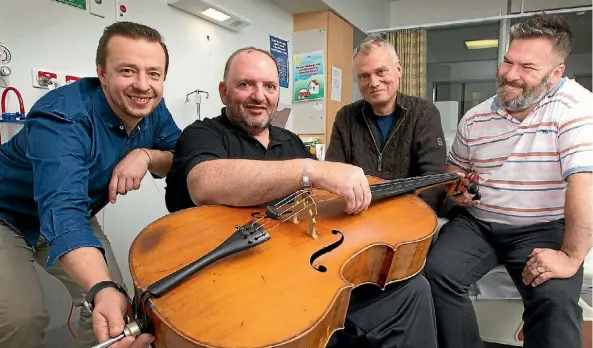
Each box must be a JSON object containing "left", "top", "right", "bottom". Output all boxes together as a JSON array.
[
  {"left": 1, "top": 0, "right": 293, "bottom": 334},
  {"left": 390, "top": 0, "right": 508, "bottom": 28},
  {"left": 389, "top": 0, "right": 591, "bottom": 28},
  {"left": 323, "top": 0, "right": 391, "bottom": 32}
]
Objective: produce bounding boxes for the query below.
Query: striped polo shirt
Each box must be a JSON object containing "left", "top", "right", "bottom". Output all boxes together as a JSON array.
[{"left": 447, "top": 77, "right": 593, "bottom": 225}]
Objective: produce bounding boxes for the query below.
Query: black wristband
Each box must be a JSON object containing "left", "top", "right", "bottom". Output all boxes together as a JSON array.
[{"left": 83, "top": 280, "right": 127, "bottom": 313}]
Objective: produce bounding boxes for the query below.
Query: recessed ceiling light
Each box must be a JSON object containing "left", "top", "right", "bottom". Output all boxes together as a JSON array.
[
  {"left": 465, "top": 39, "right": 499, "bottom": 49},
  {"left": 201, "top": 8, "right": 230, "bottom": 22}
]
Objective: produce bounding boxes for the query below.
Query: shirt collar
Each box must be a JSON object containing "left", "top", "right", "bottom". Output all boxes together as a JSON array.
[
  {"left": 93, "top": 83, "right": 151, "bottom": 134},
  {"left": 491, "top": 77, "right": 567, "bottom": 112},
  {"left": 361, "top": 94, "right": 407, "bottom": 118},
  {"left": 93, "top": 86, "right": 125, "bottom": 129}
]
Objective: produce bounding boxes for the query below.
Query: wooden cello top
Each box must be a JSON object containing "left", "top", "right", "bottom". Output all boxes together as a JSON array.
[{"left": 129, "top": 175, "right": 449, "bottom": 347}]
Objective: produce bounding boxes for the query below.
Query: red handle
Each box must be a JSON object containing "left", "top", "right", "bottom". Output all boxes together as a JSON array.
[{"left": 1, "top": 87, "right": 25, "bottom": 115}]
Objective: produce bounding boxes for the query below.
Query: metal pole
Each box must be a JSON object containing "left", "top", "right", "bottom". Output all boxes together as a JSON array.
[
  {"left": 497, "top": 0, "right": 513, "bottom": 67},
  {"left": 366, "top": 6, "right": 592, "bottom": 33}
]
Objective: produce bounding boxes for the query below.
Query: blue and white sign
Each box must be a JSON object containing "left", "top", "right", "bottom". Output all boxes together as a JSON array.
[{"left": 269, "top": 35, "right": 289, "bottom": 88}]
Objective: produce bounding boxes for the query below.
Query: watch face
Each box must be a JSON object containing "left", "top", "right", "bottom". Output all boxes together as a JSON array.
[{"left": 0, "top": 45, "right": 11, "bottom": 65}]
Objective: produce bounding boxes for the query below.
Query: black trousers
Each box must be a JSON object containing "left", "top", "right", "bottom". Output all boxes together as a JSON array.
[
  {"left": 327, "top": 273, "right": 437, "bottom": 348},
  {"left": 425, "top": 208, "right": 584, "bottom": 348}
]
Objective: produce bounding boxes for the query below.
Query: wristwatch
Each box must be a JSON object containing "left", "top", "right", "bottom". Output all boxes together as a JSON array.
[
  {"left": 84, "top": 280, "right": 128, "bottom": 313},
  {"left": 302, "top": 159, "right": 312, "bottom": 189}
]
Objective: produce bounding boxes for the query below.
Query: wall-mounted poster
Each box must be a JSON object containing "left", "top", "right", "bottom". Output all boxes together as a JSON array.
[
  {"left": 293, "top": 50, "right": 325, "bottom": 102},
  {"left": 269, "top": 35, "right": 289, "bottom": 88}
]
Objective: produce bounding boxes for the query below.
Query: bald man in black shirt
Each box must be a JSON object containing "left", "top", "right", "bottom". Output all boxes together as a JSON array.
[{"left": 165, "top": 46, "right": 437, "bottom": 348}]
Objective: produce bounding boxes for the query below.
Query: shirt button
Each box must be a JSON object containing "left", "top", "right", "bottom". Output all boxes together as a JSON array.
[{"left": 119, "top": 125, "right": 124, "bottom": 130}]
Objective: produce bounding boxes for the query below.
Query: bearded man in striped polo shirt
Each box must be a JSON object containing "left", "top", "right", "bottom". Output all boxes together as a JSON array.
[{"left": 424, "top": 14, "right": 593, "bottom": 348}]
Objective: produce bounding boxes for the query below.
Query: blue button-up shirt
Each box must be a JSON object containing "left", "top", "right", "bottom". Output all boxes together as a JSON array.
[{"left": 0, "top": 77, "right": 181, "bottom": 267}]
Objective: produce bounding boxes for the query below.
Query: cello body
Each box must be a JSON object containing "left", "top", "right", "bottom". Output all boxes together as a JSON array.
[{"left": 129, "top": 175, "right": 451, "bottom": 348}]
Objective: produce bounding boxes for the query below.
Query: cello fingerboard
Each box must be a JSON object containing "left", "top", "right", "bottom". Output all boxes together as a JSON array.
[{"left": 370, "top": 173, "right": 458, "bottom": 201}]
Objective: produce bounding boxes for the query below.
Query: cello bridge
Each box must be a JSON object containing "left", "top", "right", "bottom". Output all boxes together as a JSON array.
[{"left": 291, "top": 191, "right": 318, "bottom": 239}]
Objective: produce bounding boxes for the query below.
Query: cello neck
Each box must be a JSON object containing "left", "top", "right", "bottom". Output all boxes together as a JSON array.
[{"left": 370, "top": 173, "right": 459, "bottom": 202}]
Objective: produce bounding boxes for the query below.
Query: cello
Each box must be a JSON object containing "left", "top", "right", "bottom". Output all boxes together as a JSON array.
[{"left": 127, "top": 173, "right": 478, "bottom": 348}]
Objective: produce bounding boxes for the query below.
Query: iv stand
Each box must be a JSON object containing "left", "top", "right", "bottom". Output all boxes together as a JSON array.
[{"left": 185, "top": 89, "right": 209, "bottom": 120}]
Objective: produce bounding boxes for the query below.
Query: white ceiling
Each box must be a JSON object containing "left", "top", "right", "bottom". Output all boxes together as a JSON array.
[{"left": 269, "top": 0, "right": 330, "bottom": 14}]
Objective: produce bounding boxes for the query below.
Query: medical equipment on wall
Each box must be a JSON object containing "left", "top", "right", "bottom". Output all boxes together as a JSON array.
[
  {"left": 0, "top": 43, "right": 12, "bottom": 89},
  {"left": 185, "top": 89, "right": 209, "bottom": 120},
  {"left": 0, "top": 86, "right": 25, "bottom": 144}
]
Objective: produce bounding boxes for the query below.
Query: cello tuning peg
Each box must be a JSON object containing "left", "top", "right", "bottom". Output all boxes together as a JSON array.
[{"left": 466, "top": 183, "right": 479, "bottom": 195}]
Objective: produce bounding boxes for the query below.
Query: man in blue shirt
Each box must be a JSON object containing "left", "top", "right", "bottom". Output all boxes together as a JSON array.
[{"left": 0, "top": 22, "right": 180, "bottom": 348}]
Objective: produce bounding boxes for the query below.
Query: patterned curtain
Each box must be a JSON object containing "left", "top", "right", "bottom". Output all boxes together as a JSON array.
[{"left": 382, "top": 29, "right": 427, "bottom": 98}]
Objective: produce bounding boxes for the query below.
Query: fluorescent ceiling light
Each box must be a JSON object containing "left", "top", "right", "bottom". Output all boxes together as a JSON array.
[
  {"left": 465, "top": 39, "right": 499, "bottom": 50},
  {"left": 201, "top": 8, "right": 230, "bottom": 21}
]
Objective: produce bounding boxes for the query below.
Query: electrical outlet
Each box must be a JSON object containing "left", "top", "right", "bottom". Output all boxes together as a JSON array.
[
  {"left": 32, "top": 70, "right": 82, "bottom": 89},
  {"left": 64, "top": 75, "right": 81, "bottom": 85},
  {"left": 32, "top": 69, "right": 58, "bottom": 89}
]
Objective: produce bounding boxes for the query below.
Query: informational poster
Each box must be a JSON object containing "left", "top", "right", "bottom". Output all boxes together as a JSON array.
[
  {"left": 269, "top": 35, "right": 289, "bottom": 89},
  {"left": 53, "top": 0, "right": 87, "bottom": 10},
  {"left": 331, "top": 66, "right": 342, "bottom": 102},
  {"left": 293, "top": 50, "right": 325, "bottom": 102}
]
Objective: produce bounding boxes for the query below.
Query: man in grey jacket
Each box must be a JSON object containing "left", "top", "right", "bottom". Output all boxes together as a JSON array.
[
  {"left": 325, "top": 35, "right": 443, "bottom": 348},
  {"left": 326, "top": 36, "right": 447, "bottom": 213}
]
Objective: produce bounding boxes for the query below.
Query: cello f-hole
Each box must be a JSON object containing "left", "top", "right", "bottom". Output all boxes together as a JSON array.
[{"left": 310, "top": 230, "right": 344, "bottom": 272}]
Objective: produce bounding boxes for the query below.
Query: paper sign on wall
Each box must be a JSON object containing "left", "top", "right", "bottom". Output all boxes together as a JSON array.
[
  {"left": 293, "top": 50, "right": 325, "bottom": 102},
  {"left": 331, "top": 66, "right": 342, "bottom": 102},
  {"left": 53, "top": 0, "right": 87, "bottom": 10},
  {"left": 269, "top": 35, "right": 289, "bottom": 89}
]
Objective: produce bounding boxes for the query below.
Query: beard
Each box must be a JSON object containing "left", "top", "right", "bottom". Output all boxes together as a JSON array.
[
  {"left": 226, "top": 103, "right": 277, "bottom": 136},
  {"left": 495, "top": 73, "right": 552, "bottom": 111}
]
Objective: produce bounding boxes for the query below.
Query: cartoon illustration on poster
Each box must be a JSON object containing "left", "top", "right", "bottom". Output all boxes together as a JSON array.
[{"left": 293, "top": 50, "right": 325, "bottom": 102}]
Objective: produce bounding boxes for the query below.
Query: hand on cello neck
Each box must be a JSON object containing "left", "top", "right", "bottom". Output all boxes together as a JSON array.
[{"left": 445, "top": 171, "right": 481, "bottom": 206}]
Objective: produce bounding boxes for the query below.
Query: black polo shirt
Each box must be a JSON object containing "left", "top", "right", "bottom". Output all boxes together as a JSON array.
[{"left": 165, "top": 108, "right": 313, "bottom": 212}]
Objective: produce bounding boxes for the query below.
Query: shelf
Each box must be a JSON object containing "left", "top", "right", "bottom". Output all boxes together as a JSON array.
[{"left": 0, "top": 119, "right": 26, "bottom": 124}]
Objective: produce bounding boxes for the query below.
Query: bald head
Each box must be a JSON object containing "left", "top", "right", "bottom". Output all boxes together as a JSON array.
[
  {"left": 218, "top": 47, "right": 280, "bottom": 136},
  {"left": 223, "top": 47, "right": 279, "bottom": 83}
]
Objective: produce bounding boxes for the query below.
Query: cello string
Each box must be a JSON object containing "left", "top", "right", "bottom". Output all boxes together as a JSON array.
[
  {"left": 250, "top": 173, "right": 461, "bottom": 233},
  {"left": 247, "top": 189, "right": 311, "bottom": 228}
]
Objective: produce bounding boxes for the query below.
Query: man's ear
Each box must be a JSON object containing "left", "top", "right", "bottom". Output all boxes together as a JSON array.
[
  {"left": 97, "top": 65, "right": 106, "bottom": 86},
  {"left": 553, "top": 63, "right": 566, "bottom": 82},
  {"left": 219, "top": 81, "right": 228, "bottom": 104},
  {"left": 395, "top": 60, "right": 403, "bottom": 77}
]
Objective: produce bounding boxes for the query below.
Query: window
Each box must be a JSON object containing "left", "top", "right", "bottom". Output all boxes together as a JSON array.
[{"left": 426, "top": 22, "right": 501, "bottom": 145}]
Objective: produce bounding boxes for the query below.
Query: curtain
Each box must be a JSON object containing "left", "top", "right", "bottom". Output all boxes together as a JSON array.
[{"left": 383, "top": 29, "right": 427, "bottom": 98}]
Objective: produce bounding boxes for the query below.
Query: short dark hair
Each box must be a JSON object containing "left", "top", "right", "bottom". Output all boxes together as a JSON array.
[
  {"left": 510, "top": 13, "right": 573, "bottom": 62},
  {"left": 96, "top": 21, "right": 170, "bottom": 76},
  {"left": 223, "top": 47, "right": 278, "bottom": 82}
]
